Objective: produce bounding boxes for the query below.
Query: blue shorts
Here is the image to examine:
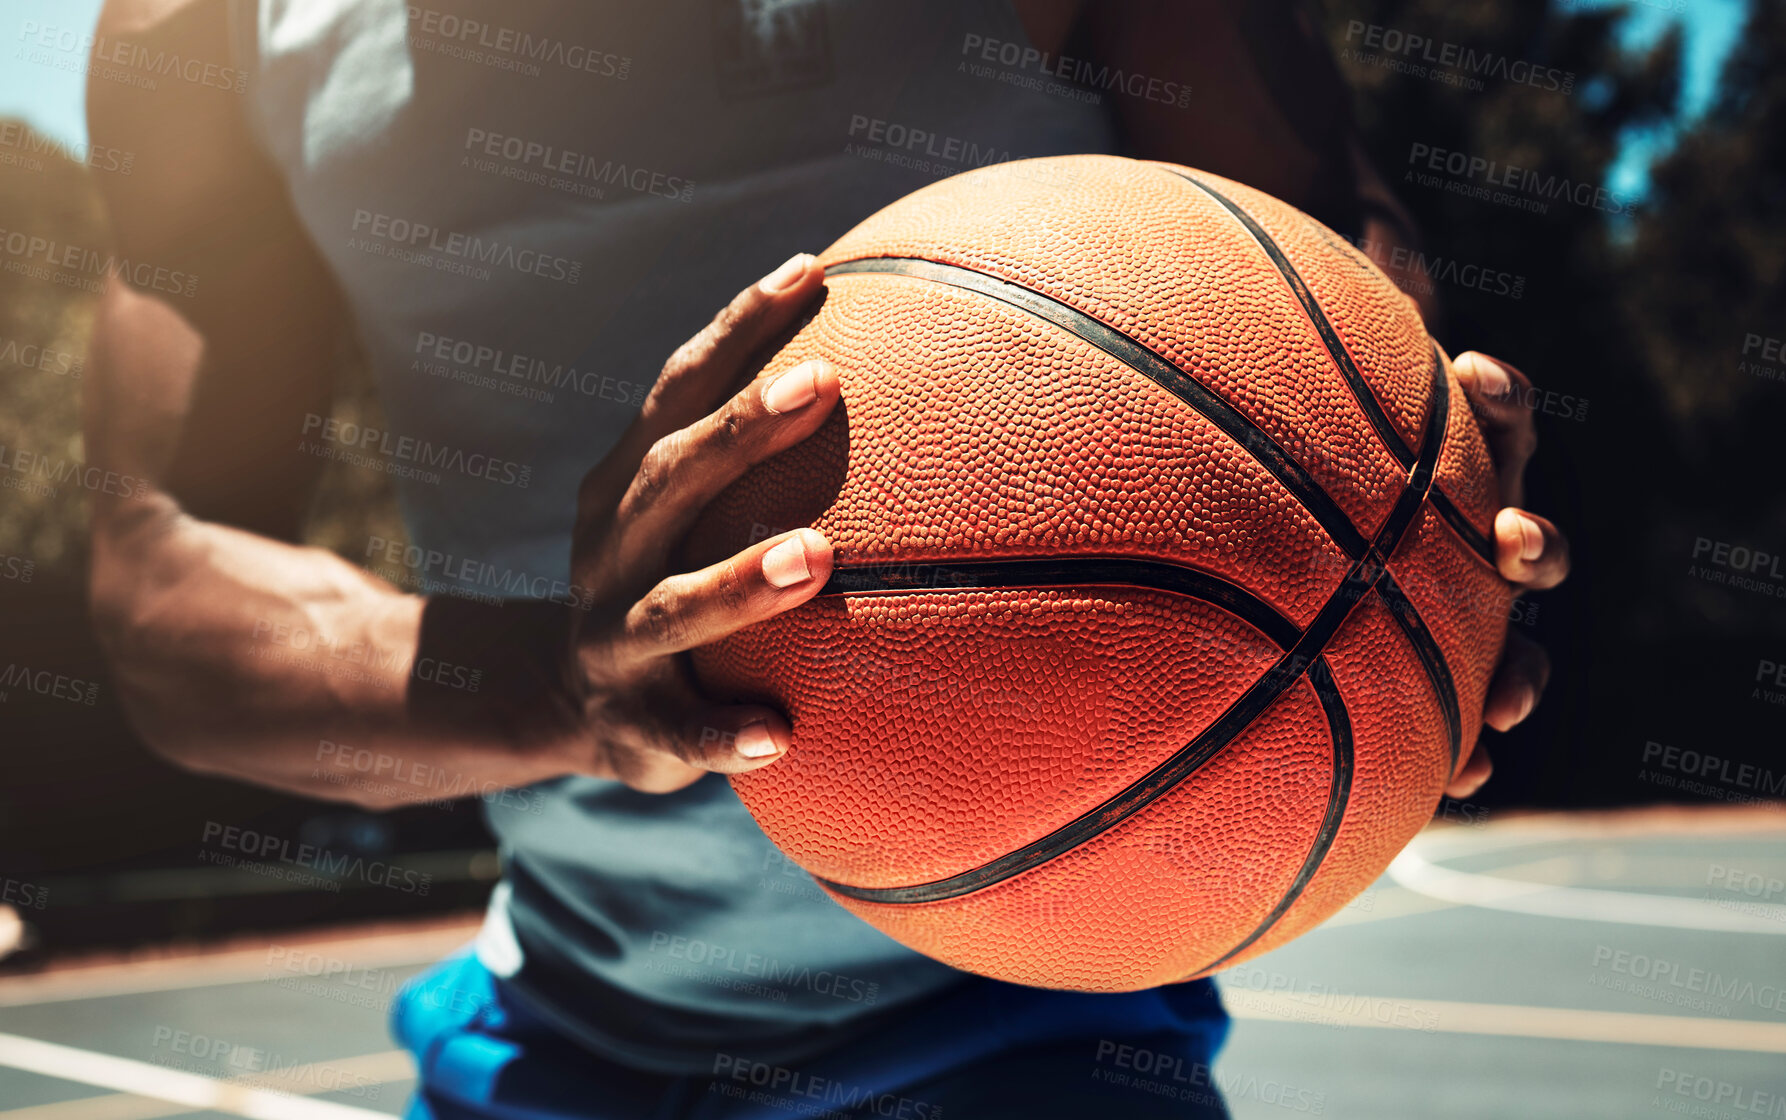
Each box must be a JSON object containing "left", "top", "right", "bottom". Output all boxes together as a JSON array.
[{"left": 392, "top": 951, "right": 1232, "bottom": 1119}]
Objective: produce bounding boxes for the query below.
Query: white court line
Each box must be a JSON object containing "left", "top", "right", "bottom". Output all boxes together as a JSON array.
[
  {"left": 0, "top": 924, "right": 477, "bottom": 1008},
  {"left": 1390, "top": 838, "right": 1786, "bottom": 933},
  {"left": 0, "top": 1033, "right": 393, "bottom": 1120},
  {"left": 1225, "top": 991, "right": 1786, "bottom": 1053},
  {"left": 0, "top": 1049, "right": 413, "bottom": 1120}
]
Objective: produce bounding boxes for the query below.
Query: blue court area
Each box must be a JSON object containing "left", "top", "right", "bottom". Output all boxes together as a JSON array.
[{"left": 1, "top": 806, "right": 1782, "bottom": 1120}]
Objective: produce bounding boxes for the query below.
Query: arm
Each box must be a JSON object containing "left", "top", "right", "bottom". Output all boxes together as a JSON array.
[{"left": 86, "top": 0, "right": 834, "bottom": 806}]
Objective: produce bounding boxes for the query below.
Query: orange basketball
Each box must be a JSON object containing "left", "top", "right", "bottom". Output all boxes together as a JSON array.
[{"left": 686, "top": 155, "right": 1511, "bottom": 991}]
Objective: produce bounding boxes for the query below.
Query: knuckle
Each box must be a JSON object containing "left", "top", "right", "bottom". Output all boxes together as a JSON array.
[
  {"left": 720, "top": 284, "right": 763, "bottom": 331},
  {"left": 638, "top": 586, "right": 690, "bottom": 649},
  {"left": 715, "top": 559, "right": 751, "bottom": 614},
  {"left": 662, "top": 335, "right": 710, "bottom": 384},
  {"left": 713, "top": 401, "right": 751, "bottom": 455},
  {"left": 714, "top": 297, "right": 747, "bottom": 337},
  {"left": 632, "top": 438, "right": 679, "bottom": 505}
]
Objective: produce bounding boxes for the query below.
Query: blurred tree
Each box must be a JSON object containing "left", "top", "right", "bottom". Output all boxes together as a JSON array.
[
  {"left": 1316, "top": 0, "right": 1786, "bottom": 804},
  {"left": 1623, "top": 0, "right": 1786, "bottom": 653}
]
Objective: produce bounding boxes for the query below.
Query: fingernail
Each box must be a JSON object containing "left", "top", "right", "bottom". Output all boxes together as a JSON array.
[
  {"left": 1472, "top": 356, "right": 1511, "bottom": 399},
  {"left": 1514, "top": 685, "right": 1537, "bottom": 726},
  {"left": 760, "top": 253, "right": 811, "bottom": 294},
  {"left": 762, "top": 363, "right": 820, "bottom": 414},
  {"left": 1514, "top": 512, "right": 1544, "bottom": 561},
  {"left": 736, "top": 721, "right": 780, "bottom": 759},
  {"left": 762, "top": 535, "right": 811, "bottom": 588}
]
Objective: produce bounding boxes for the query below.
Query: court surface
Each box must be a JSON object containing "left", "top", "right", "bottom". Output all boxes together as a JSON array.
[{"left": 2, "top": 805, "right": 1782, "bottom": 1120}]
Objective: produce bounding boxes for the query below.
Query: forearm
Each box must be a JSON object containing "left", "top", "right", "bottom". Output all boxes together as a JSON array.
[{"left": 92, "top": 498, "right": 588, "bottom": 808}]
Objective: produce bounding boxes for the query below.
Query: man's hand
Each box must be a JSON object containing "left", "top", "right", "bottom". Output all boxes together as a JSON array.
[
  {"left": 563, "top": 254, "right": 840, "bottom": 793},
  {"left": 1445, "top": 352, "right": 1572, "bottom": 798}
]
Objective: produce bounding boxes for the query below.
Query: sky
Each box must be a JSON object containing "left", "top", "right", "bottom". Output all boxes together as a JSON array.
[
  {"left": 0, "top": 0, "right": 1752, "bottom": 200},
  {"left": 1, "top": 0, "right": 107, "bottom": 151}
]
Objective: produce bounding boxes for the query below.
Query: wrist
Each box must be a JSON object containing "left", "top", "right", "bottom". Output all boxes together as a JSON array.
[{"left": 409, "top": 594, "right": 595, "bottom": 778}]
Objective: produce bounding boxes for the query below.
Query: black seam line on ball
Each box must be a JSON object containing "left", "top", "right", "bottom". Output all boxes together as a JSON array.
[
  {"left": 1170, "top": 173, "right": 1499, "bottom": 573},
  {"left": 1375, "top": 570, "right": 1464, "bottom": 771},
  {"left": 824, "top": 257, "right": 1370, "bottom": 559},
  {"left": 820, "top": 556, "right": 1302, "bottom": 649},
  {"left": 819, "top": 327, "right": 1450, "bottom": 906},
  {"left": 1430, "top": 490, "right": 1496, "bottom": 566},
  {"left": 1168, "top": 170, "right": 1418, "bottom": 471},
  {"left": 1191, "top": 656, "right": 1355, "bottom": 976}
]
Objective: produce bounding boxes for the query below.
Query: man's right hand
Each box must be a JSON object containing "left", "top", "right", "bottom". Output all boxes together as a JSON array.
[{"left": 563, "top": 254, "right": 841, "bottom": 792}]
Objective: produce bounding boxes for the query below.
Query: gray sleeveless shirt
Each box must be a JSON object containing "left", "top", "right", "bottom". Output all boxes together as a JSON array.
[{"left": 233, "top": 0, "right": 1116, "bottom": 1072}]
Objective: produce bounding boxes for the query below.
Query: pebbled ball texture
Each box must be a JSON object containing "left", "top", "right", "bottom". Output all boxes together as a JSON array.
[{"left": 684, "top": 155, "right": 1511, "bottom": 992}]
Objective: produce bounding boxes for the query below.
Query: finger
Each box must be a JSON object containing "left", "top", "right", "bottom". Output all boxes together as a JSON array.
[
  {"left": 1451, "top": 351, "right": 1537, "bottom": 508},
  {"left": 576, "top": 253, "right": 825, "bottom": 526},
  {"left": 1494, "top": 508, "right": 1571, "bottom": 590},
  {"left": 612, "top": 359, "right": 840, "bottom": 572},
  {"left": 1483, "top": 629, "right": 1550, "bottom": 733},
  {"left": 612, "top": 529, "right": 833, "bottom": 665},
  {"left": 668, "top": 705, "right": 796, "bottom": 775},
  {"left": 1444, "top": 740, "right": 1493, "bottom": 799},
  {"left": 641, "top": 253, "right": 826, "bottom": 437}
]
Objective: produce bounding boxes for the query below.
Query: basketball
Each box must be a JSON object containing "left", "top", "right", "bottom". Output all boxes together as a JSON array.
[{"left": 685, "top": 154, "right": 1512, "bottom": 992}]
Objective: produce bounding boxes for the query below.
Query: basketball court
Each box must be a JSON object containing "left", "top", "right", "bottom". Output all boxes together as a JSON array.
[{"left": 1, "top": 806, "right": 1780, "bottom": 1120}]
